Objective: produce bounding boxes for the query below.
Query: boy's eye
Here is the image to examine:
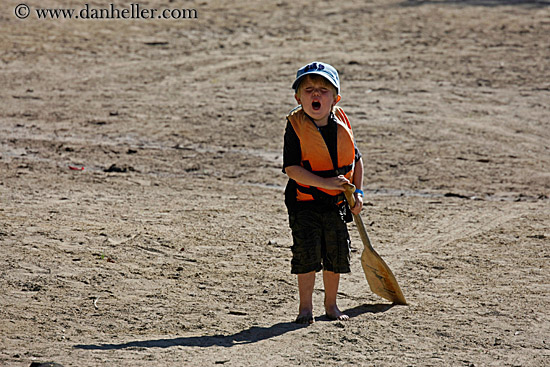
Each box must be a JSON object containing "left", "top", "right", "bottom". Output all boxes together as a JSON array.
[{"left": 304, "top": 87, "right": 329, "bottom": 93}]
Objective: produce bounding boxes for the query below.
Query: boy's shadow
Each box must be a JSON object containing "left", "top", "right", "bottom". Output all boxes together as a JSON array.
[{"left": 73, "top": 303, "right": 394, "bottom": 350}]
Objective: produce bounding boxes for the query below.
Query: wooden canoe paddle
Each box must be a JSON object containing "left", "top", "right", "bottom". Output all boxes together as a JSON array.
[{"left": 343, "top": 183, "right": 407, "bottom": 305}]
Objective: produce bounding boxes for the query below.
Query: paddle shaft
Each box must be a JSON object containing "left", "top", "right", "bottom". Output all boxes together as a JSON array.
[{"left": 343, "top": 184, "right": 375, "bottom": 252}]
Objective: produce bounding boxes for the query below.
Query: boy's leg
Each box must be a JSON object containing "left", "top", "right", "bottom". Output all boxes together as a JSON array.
[
  {"left": 290, "top": 208, "right": 323, "bottom": 324},
  {"left": 323, "top": 270, "right": 349, "bottom": 321},
  {"left": 296, "top": 271, "right": 316, "bottom": 324}
]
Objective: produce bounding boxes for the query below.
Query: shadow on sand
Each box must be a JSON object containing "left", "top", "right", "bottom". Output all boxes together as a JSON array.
[{"left": 74, "top": 303, "right": 395, "bottom": 350}]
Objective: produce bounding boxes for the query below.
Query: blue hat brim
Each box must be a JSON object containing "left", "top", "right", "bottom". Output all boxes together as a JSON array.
[{"left": 291, "top": 71, "right": 340, "bottom": 95}]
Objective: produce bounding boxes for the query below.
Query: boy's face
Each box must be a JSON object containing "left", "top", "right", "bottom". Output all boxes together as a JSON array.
[{"left": 295, "top": 75, "right": 340, "bottom": 125}]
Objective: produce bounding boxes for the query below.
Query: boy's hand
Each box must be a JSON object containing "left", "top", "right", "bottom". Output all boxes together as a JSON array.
[
  {"left": 323, "top": 175, "right": 351, "bottom": 191},
  {"left": 351, "top": 192, "right": 363, "bottom": 215}
]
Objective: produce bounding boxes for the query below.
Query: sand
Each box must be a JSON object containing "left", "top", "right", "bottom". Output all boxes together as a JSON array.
[{"left": 1, "top": 0, "right": 549, "bottom": 366}]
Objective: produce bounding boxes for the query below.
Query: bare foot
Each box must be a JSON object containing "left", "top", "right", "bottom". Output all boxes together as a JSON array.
[
  {"left": 325, "top": 305, "right": 349, "bottom": 321},
  {"left": 295, "top": 310, "right": 314, "bottom": 324}
]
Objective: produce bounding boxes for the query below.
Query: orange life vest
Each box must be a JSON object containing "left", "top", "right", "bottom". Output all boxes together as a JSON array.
[{"left": 287, "top": 106, "right": 355, "bottom": 202}]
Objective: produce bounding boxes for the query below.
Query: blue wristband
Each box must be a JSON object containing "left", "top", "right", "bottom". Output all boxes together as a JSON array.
[{"left": 355, "top": 188, "right": 364, "bottom": 196}]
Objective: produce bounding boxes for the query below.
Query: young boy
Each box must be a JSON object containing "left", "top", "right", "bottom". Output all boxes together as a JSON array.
[{"left": 283, "top": 61, "right": 364, "bottom": 324}]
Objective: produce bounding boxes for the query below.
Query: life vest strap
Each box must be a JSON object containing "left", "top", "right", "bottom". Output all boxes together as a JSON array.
[
  {"left": 302, "top": 163, "right": 354, "bottom": 178},
  {"left": 296, "top": 185, "right": 346, "bottom": 205}
]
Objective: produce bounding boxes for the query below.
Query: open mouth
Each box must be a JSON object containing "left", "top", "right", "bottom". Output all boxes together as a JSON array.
[{"left": 312, "top": 101, "right": 321, "bottom": 110}]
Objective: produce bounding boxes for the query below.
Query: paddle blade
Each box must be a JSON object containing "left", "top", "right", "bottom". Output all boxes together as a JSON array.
[{"left": 361, "top": 247, "right": 407, "bottom": 305}]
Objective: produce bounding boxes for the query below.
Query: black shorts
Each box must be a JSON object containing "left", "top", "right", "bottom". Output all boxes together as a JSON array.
[{"left": 289, "top": 205, "right": 351, "bottom": 274}]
